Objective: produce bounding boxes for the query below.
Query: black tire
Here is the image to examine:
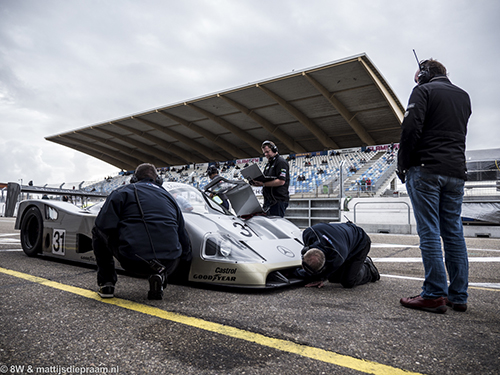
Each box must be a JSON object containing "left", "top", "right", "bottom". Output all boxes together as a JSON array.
[{"left": 20, "top": 206, "right": 44, "bottom": 257}]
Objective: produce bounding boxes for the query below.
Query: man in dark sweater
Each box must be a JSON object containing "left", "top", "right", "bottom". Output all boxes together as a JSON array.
[
  {"left": 92, "top": 163, "right": 191, "bottom": 300},
  {"left": 251, "top": 140, "right": 290, "bottom": 217},
  {"left": 298, "top": 222, "right": 379, "bottom": 289},
  {"left": 398, "top": 58, "right": 472, "bottom": 313}
]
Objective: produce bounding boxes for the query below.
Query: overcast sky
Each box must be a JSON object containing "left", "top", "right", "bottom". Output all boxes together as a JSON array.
[{"left": 1, "top": 0, "right": 498, "bottom": 186}]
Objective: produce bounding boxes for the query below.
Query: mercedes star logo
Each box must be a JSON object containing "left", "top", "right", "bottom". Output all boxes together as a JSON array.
[{"left": 277, "top": 246, "right": 295, "bottom": 258}]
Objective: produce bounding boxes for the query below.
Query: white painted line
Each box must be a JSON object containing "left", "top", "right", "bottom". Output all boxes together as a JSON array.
[
  {"left": 380, "top": 274, "right": 500, "bottom": 289},
  {"left": 0, "top": 239, "right": 21, "bottom": 244},
  {"left": 466, "top": 249, "right": 500, "bottom": 253},
  {"left": 373, "top": 257, "right": 423, "bottom": 262},
  {"left": 469, "top": 283, "right": 500, "bottom": 289},
  {"left": 371, "top": 243, "right": 420, "bottom": 248},
  {"left": 380, "top": 274, "right": 423, "bottom": 281},
  {"left": 373, "top": 257, "right": 500, "bottom": 262},
  {"left": 1, "top": 234, "right": 20, "bottom": 245},
  {"left": 372, "top": 243, "right": 500, "bottom": 252}
]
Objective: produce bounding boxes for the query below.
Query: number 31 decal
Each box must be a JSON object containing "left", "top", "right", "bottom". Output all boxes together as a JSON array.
[
  {"left": 52, "top": 229, "right": 66, "bottom": 255},
  {"left": 232, "top": 222, "right": 252, "bottom": 237}
]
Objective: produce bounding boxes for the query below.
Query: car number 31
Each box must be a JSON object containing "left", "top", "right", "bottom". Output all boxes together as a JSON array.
[{"left": 52, "top": 229, "right": 66, "bottom": 255}]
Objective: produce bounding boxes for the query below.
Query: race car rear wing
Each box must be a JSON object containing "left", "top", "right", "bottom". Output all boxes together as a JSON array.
[{"left": 4, "top": 182, "right": 108, "bottom": 217}]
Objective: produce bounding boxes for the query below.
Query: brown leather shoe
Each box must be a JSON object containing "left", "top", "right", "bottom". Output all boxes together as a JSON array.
[
  {"left": 400, "top": 295, "right": 447, "bottom": 314},
  {"left": 445, "top": 298, "right": 467, "bottom": 312}
]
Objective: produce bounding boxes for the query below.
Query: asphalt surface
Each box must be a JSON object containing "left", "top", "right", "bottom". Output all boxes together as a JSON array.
[{"left": 1, "top": 216, "right": 499, "bottom": 375}]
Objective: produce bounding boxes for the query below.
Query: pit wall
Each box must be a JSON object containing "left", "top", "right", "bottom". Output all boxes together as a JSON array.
[{"left": 339, "top": 196, "right": 500, "bottom": 238}]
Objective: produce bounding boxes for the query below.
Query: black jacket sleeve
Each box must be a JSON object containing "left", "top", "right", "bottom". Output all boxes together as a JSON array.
[
  {"left": 398, "top": 85, "right": 427, "bottom": 179},
  {"left": 176, "top": 210, "right": 192, "bottom": 261},
  {"left": 302, "top": 225, "right": 346, "bottom": 281},
  {"left": 397, "top": 76, "right": 471, "bottom": 181}
]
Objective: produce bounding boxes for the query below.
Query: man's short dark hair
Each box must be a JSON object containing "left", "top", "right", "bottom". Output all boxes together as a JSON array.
[
  {"left": 422, "top": 59, "right": 447, "bottom": 78},
  {"left": 134, "top": 163, "right": 158, "bottom": 181},
  {"left": 207, "top": 166, "right": 218, "bottom": 177},
  {"left": 303, "top": 248, "right": 326, "bottom": 273}
]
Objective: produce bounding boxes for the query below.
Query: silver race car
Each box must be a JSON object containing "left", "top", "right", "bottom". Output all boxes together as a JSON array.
[{"left": 15, "top": 177, "right": 304, "bottom": 288}]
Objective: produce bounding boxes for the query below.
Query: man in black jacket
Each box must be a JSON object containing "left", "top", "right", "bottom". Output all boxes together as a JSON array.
[
  {"left": 251, "top": 140, "right": 290, "bottom": 217},
  {"left": 92, "top": 163, "right": 191, "bottom": 300},
  {"left": 398, "top": 59, "right": 471, "bottom": 313},
  {"left": 298, "top": 222, "right": 379, "bottom": 289}
]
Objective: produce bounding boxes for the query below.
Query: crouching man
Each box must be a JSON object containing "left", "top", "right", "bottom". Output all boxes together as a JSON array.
[
  {"left": 298, "top": 222, "right": 380, "bottom": 288},
  {"left": 92, "top": 163, "right": 191, "bottom": 300}
]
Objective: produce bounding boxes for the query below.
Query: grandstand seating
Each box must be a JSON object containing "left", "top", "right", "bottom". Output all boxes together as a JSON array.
[{"left": 81, "top": 146, "right": 399, "bottom": 197}]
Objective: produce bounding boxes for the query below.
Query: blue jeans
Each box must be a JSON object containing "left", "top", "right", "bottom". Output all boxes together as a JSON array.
[{"left": 406, "top": 167, "right": 468, "bottom": 304}]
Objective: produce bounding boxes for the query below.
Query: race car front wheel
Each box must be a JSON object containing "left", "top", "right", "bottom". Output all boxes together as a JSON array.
[{"left": 20, "top": 206, "right": 44, "bottom": 257}]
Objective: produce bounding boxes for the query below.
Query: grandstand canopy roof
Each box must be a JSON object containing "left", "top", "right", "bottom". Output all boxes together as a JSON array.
[{"left": 46, "top": 53, "right": 404, "bottom": 171}]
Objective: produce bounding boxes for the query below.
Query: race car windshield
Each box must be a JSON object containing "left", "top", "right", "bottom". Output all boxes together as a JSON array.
[
  {"left": 84, "top": 201, "right": 105, "bottom": 214},
  {"left": 169, "top": 186, "right": 229, "bottom": 215}
]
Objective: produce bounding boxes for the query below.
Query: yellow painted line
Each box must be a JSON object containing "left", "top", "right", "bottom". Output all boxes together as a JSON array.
[{"left": 0, "top": 266, "right": 422, "bottom": 375}]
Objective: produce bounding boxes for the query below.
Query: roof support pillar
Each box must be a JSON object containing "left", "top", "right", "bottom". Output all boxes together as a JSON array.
[
  {"left": 185, "top": 103, "right": 262, "bottom": 153},
  {"left": 134, "top": 116, "right": 227, "bottom": 162},
  {"left": 79, "top": 133, "right": 167, "bottom": 168},
  {"left": 62, "top": 136, "right": 140, "bottom": 169},
  {"left": 97, "top": 125, "right": 186, "bottom": 165},
  {"left": 303, "top": 72, "right": 376, "bottom": 146},
  {"left": 358, "top": 58, "right": 404, "bottom": 123},
  {"left": 218, "top": 94, "right": 307, "bottom": 154},
  {"left": 159, "top": 110, "right": 247, "bottom": 159},
  {"left": 257, "top": 84, "right": 339, "bottom": 149}
]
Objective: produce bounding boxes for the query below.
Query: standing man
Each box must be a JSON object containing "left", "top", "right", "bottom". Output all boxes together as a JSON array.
[
  {"left": 92, "top": 163, "right": 192, "bottom": 300},
  {"left": 397, "top": 58, "right": 472, "bottom": 313},
  {"left": 298, "top": 222, "right": 380, "bottom": 289},
  {"left": 251, "top": 140, "right": 290, "bottom": 217}
]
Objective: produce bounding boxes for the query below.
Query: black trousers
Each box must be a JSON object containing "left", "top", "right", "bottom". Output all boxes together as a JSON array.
[
  {"left": 92, "top": 227, "right": 180, "bottom": 286},
  {"left": 327, "top": 233, "right": 372, "bottom": 288}
]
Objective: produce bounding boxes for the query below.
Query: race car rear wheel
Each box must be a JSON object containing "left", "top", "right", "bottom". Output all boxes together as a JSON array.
[{"left": 20, "top": 206, "right": 44, "bottom": 257}]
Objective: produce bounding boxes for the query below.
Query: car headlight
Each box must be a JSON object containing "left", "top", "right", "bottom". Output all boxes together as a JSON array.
[
  {"left": 219, "top": 238, "right": 232, "bottom": 257},
  {"left": 203, "top": 233, "right": 263, "bottom": 263}
]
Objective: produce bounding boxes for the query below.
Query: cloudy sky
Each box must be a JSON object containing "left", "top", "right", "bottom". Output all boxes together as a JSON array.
[{"left": 1, "top": 0, "right": 498, "bottom": 186}]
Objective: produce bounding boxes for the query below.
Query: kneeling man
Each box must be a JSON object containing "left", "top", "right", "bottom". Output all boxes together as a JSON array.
[
  {"left": 299, "top": 222, "right": 379, "bottom": 288},
  {"left": 92, "top": 163, "right": 191, "bottom": 300}
]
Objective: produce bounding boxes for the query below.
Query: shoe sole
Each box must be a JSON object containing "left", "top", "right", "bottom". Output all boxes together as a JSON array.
[
  {"left": 147, "top": 292, "right": 162, "bottom": 300},
  {"left": 419, "top": 306, "right": 447, "bottom": 314},
  {"left": 148, "top": 275, "right": 163, "bottom": 300},
  {"left": 98, "top": 292, "right": 114, "bottom": 298},
  {"left": 364, "top": 258, "right": 380, "bottom": 282},
  {"left": 401, "top": 303, "right": 447, "bottom": 314},
  {"left": 446, "top": 303, "right": 467, "bottom": 312},
  {"left": 162, "top": 273, "right": 168, "bottom": 289}
]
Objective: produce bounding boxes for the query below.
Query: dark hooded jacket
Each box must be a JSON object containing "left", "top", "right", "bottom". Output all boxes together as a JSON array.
[
  {"left": 94, "top": 179, "right": 191, "bottom": 262},
  {"left": 302, "top": 223, "right": 367, "bottom": 280},
  {"left": 398, "top": 75, "right": 471, "bottom": 181}
]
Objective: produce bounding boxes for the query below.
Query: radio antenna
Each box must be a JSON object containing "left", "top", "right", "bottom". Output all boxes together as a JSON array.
[{"left": 413, "top": 49, "right": 421, "bottom": 67}]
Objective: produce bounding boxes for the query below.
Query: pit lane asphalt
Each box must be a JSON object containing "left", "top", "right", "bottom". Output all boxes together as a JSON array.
[{"left": 1, "top": 216, "right": 499, "bottom": 375}]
